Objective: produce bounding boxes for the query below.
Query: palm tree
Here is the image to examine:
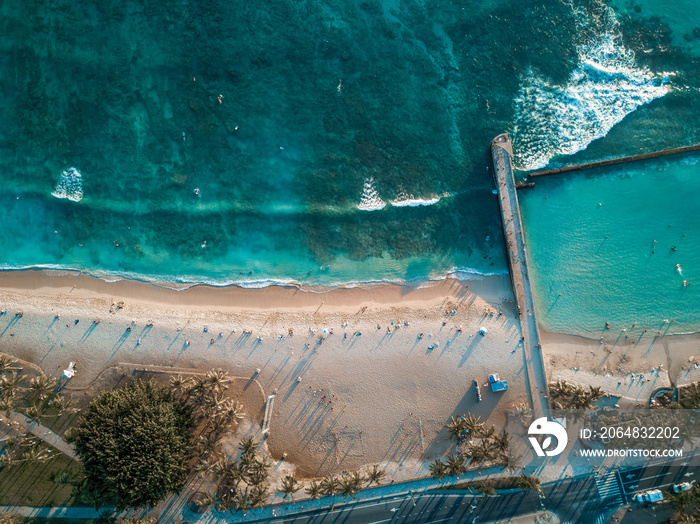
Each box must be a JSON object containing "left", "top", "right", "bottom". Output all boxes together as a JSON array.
[
  {"left": 466, "top": 440, "right": 492, "bottom": 466},
  {"left": 365, "top": 464, "right": 386, "bottom": 486},
  {"left": 681, "top": 382, "right": 700, "bottom": 409},
  {"left": 429, "top": 459, "right": 446, "bottom": 480},
  {"left": 169, "top": 374, "right": 185, "bottom": 391},
  {"left": 195, "top": 457, "right": 220, "bottom": 479},
  {"left": 79, "top": 487, "right": 103, "bottom": 509},
  {"left": 239, "top": 435, "right": 259, "bottom": 456},
  {"left": 205, "top": 368, "right": 230, "bottom": 394},
  {"left": 0, "top": 372, "right": 24, "bottom": 397},
  {"left": 29, "top": 373, "right": 57, "bottom": 396},
  {"left": 20, "top": 444, "right": 53, "bottom": 463},
  {"left": 214, "top": 489, "right": 235, "bottom": 513},
  {"left": 232, "top": 489, "right": 252, "bottom": 514},
  {"left": 494, "top": 430, "right": 510, "bottom": 454},
  {"left": 249, "top": 483, "right": 270, "bottom": 508},
  {"left": 320, "top": 474, "right": 340, "bottom": 496},
  {"left": 246, "top": 459, "right": 271, "bottom": 486},
  {"left": 477, "top": 483, "right": 496, "bottom": 496},
  {"left": 445, "top": 454, "right": 466, "bottom": 476},
  {"left": 0, "top": 355, "right": 19, "bottom": 374},
  {"left": 171, "top": 374, "right": 195, "bottom": 396},
  {"left": 339, "top": 474, "right": 360, "bottom": 499},
  {"left": 480, "top": 425, "right": 496, "bottom": 440},
  {"left": 220, "top": 399, "right": 245, "bottom": 426},
  {"left": 305, "top": 480, "right": 321, "bottom": 499},
  {"left": 214, "top": 459, "right": 241, "bottom": 484},
  {"left": 515, "top": 474, "right": 542, "bottom": 493},
  {"left": 463, "top": 414, "right": 485, "bottom": 438},
  {"left": 350, "top": 470, "right": 365, "bottom": 488},
  {"left": 24, "top": 403, "right": 43, "bottom": 421},
  {"left": 278, "top": 474, "right": 302, "bottom": 500},
  {"left": 190, "top": 491, "right": 215, "bottom": 511},
  {"left": 253, "top": 456, "right": 272, "bottom": 473},
  {"left": 202, "top": 393, "right": 226, "bottom": 418},
  {"left": 196, "top": 434, "right": 221, "bottom": 459},
  {"left": 445, "top": 415, "right": 467, "bottom": 441},
  {"left": 49, "top": 394, "right": 71, "bottom": 415}
]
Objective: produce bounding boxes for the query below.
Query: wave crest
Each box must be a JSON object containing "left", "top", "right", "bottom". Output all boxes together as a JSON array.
[
  {"left": 512, "top": 3, "right": 670, "bottom": 171},
  {"left": 52, "top": 167, "right": 84, "bottom": 202},
  {"left": 357, "top": 177, "right": 387, "bottom": 211}
]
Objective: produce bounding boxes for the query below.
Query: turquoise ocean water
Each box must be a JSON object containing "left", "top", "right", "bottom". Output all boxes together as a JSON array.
[{"left": 0, "top": 0, "right": 699, "bottom": 333}]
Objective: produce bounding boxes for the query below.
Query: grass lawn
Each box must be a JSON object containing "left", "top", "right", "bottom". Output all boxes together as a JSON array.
[{"left": 0, "top": 450, "right": 85, "bottom": 507}]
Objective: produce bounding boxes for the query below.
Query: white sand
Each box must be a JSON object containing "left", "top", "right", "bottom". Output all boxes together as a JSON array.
[
  {"left": 542, "top": 330, "right": 700, "bottom": 404},
  {"left": 0, "top": 270, "right": 527, "bottom": 480}
]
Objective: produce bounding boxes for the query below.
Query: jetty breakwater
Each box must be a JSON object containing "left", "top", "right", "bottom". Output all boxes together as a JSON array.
[{"left": 491, "top": 134, "right": 549, "bottom": 418}]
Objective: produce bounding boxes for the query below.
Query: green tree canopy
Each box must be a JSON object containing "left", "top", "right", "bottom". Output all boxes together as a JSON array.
[{"left": 74, "top": 379, "right": 195, "bottom": 510}]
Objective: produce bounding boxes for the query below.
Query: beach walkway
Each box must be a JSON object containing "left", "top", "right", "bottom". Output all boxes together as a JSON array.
[
  {"left": 491, "top": 134, "right": 549, "bottom": 418},
  {"left": 0, "top": 412, "right": 77, "bottom": 459}
]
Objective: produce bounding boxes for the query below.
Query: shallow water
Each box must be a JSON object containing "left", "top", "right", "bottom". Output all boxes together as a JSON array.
[
  {"left": 520, "top": 154, "right": 700, "bottom": 336},
  {"left": 0, "top": 0, "right": 699, "bottom": 332}
]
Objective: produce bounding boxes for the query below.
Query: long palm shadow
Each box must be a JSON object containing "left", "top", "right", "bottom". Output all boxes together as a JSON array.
[
  {"left": 137, "top": 325, "right": 153, "bottom": 341},
  {"left": 79, "top": 322, "right": 99, "bottom": 343},
  {"left": 265, "top": 355, "right": 291, "bottom": 389},
  {"left": 458, "top": 336, "right": 481, "bottom": 368},
  {"left": 283, "top": 380, "right": 301, "bottom": 402},
  {"left": 108, "top": 329, "right": 132, "bottom": 361},
  {"left": 166, "top": 329, "right": 184, "bottom": 352},
  {"left": 43, "top": 317, "right": 59, "bottom": 335},
  {"left": 0, "top": 316, "right": 20, "bottom": 338}
]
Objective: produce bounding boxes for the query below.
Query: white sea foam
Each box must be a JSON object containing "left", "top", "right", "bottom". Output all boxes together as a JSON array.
[
  {"left": 390, "top": 189, "right": 441, "bottom": 207},
  {"left": 512, "top": 3, "right": 670, "bottom": 171},
  {"left": 357, "top": 177, "right": 386, "bottom": 211},
  {"left": 52, "top": 167, "right": 84, "bottom": 202}
]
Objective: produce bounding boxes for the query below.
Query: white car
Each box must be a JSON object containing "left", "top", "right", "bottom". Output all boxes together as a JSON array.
[
  {"left": 633, "top": 489, "right": 663, "bottom": 503},
  {"left": 673, "top": 482, "right": 694, "bottom": 493}
]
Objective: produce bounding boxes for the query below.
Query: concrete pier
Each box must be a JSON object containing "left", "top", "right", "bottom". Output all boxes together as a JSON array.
[
  {"left": 491, "top": 134, "right": 548, "bottom": 418},
  {"left": 527, "top": 143, "right": 700, "bottom": 179}
]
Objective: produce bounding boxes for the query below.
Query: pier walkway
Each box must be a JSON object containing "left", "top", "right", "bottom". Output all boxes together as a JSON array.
[
  {"left": 526, "top": 143, "right": 700, "bottom": 179},
  {"left": 491, "top": 134, "right": 548, "bottom": 418}
]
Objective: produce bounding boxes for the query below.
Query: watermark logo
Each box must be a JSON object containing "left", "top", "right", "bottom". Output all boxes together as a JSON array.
[{"left": 528, "top": 417, "right": 568, "bottom": 457}]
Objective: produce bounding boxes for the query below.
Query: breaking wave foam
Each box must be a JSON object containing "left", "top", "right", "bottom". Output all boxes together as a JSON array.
[
  {"left": 358, "top": 182, "right": 443, "bottom": 211},
  {"left": 52, "top": 167, "right": 84, "bottom": 202},
  {"left": 512, "top": 3, "right": 671, "bottom": 171},
  {"left": 390, "top": 189, "right": 440, "bottom": 207},
  {"left": 357, "top": 177, "right": 386, "bottom": 211}
]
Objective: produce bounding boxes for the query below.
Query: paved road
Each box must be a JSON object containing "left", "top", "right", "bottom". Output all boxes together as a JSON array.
[
  {"left": 243, "top": 453, "right": 699, "bottom": 524},
  {"left": 617, "top": 452, "right": 700, "bottom": 501}
]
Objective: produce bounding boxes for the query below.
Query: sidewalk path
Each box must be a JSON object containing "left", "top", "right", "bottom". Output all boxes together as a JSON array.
[{"left": 0, "top": 412, "right": 77, "bottom": 460}]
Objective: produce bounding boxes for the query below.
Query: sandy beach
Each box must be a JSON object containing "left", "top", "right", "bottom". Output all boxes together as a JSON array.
[
  {"left": 541, "top": 329, "right": 700, "bottom": 405},
  {"left": 0, "top": 269, "right": 528, "bottom": 481}
]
